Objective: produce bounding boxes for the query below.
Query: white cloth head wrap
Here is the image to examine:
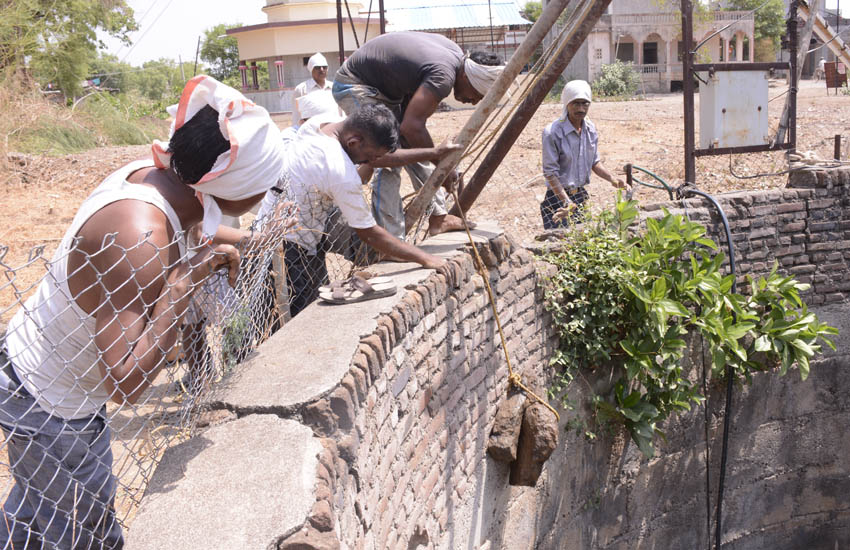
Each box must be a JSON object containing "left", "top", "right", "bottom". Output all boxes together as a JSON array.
[
  {"left": 152, "top": 75, "right": 284, "bottom": 241},
  {"left": 560, "top": 79, "right": 592, "bottom": 118},
  {"left": 463, "top": 58, "right": 505, "bottom": 97},
  {"left": 296, "top": 90, "right": 339, "bottom": 121},
  {"left": 307, "top": 52, "right": 328, "bottom": 72}
]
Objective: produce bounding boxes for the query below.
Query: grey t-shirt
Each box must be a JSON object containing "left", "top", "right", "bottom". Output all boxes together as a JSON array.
[{"left": 340, "top": 32, "right": 464, "bottom": 103}]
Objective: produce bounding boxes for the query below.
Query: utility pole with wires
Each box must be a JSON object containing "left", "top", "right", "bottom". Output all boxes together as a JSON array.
[
  {"left": 178, "top": 55, "right": 186, "bottom": 82},
  {"left": 193, "top": 36, "right": 201, "bottom": 77}
]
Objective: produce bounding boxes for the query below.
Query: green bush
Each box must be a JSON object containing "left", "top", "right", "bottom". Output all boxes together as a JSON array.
[
  {"left": 591, "top": 60, "right": 641, "bottom": 98},
  {"left": 542, "top": 198, "right": 837, "bottom": 457}
]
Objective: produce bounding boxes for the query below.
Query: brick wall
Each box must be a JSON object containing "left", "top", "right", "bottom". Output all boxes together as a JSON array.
[
  {"left": 641, "top": 166, "right": 850, "bottom": 304},
  {"left": 289, "top": 234, "right": 557, "bottom": 550}
]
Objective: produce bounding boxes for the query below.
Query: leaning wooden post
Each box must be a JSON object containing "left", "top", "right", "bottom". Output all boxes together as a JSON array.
[
  {"left": 450, "top": 0, "right": 612, "bottom": 216},
  {"left": 402, "top": 0, "right": 581, "bottom": 233}
]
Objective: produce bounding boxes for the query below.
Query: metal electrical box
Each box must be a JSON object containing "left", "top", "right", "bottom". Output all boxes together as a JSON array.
[{"left": 698, "top": 70, "right": 769, "bottom": 149}]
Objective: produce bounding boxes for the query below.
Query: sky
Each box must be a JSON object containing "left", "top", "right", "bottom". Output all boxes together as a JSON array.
[
  {"left": 103, "top": 0, "right": 846, "bottom": 67},
  {"left": 100, "top": 0, "right": 268, "bottom": 67}
]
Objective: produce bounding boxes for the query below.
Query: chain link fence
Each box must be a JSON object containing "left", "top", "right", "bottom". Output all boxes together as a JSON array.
[{"left": 0, "top": 165, "right": 389, "bottom": 548}]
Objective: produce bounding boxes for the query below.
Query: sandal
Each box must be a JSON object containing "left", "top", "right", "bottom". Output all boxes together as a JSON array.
[
  {"left": 319, "top": 275, "right": 397, "bottom": 305},
  {"left": 318, "top": 275, "right": 393, "bottom": 295}
]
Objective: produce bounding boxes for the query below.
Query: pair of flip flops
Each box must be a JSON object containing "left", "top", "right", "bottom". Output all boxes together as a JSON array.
[{"left": 319, "top": 275, "right": 397, "bottom": 304}]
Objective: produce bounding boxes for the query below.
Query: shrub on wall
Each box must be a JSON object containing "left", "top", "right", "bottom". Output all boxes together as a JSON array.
[{"left": 541, "top": 199, "right": 837, "bottom": 456}]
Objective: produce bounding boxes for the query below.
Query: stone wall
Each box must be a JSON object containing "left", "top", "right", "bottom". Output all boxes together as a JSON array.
[{"left": 127, "top": 167, "right": 850, "bottom": 550}]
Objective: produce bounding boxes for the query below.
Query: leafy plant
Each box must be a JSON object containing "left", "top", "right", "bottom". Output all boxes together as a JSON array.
[
  {"left": 542, "top": 198, "right": 837, "bottom": 457},
  {"left": 591, "top": 60, "right": 641, "bottom": 99}
]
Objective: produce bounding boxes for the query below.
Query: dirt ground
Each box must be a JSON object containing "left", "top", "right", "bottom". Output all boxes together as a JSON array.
[{"left": 1, "top": 79, "right": 847, "bottom": 320}]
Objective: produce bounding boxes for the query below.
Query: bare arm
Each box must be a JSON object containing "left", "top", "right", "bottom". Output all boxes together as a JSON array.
[
  {"left": 92, "top": 215, "right": 240, "bottom": 405},
  {"left": 354, "top": 225, "right": 445, "bottom": 269},
  {"left": 368, "top": 140, "right": 462, "bottom": 168},
  {"left": 399, "top": 84, "right": 441, "bottom": 148},
  {"left": 592, "top": 162, "right": 628, "bottom": 189}
]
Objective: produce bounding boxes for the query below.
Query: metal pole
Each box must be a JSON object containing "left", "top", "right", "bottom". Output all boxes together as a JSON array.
[
  {"left": 193, "top": 36, "right": 201, "bottom": 77},
  {"left": 379, "top": 0, "right": 386, "bottom": 35},
  {"left": 790, "top": 0, "right": 799, "bottom": 152},
  {"left": 337, "top": 0, "right": 346, "bottom": 65},
  {"left": 343, "top": 0, "right": 361, "bottom": 49},
  {"left": 450, "top": 0, "right": 613, "bottom": 216},
  {"left": 777, "top": 0, "right": 808, "bottom": 147},
  {"left": 836, "top": 134, "right": 842, "bottom": 160},
  {"left": 404, "top": 0, "right": 590, "bottom": 231},
  {"left": 682, "top": 0, "right": 696, "bottom": 185}
]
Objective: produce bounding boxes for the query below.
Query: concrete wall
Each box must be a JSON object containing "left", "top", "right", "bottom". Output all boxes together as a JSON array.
[{"left": 127, "top": 167, "right": 850, "bottom": 550}]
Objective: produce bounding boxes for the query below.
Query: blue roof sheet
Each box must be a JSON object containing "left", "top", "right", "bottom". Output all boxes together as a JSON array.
[{"left": 383, "top": 0, "right": 531, "bottom": 31}]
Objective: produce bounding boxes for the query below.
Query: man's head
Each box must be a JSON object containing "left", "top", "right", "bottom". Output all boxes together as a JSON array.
[
  {"left": 168, "top": 105, "right": 268, "bottom": 215},
  {"left": 561, "top": 80, "right": 592, "bottom": 125},
  {"left": 154, "top": 74, "right": 284, "bottom": 238},
  {"left": 169, "top": 105, "right": 230, "bottom": 184},
  {"left": 339, "top": 104, "right": 399, "bottom": 164},
  {"left": 308, "top": 52, "right": 329, "bottom": 86},
  {"left": 454, "top": 50, "right": 504, "bottom": 105}
]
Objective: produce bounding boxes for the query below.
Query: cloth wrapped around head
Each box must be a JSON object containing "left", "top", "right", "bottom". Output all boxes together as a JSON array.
[
  {"left": 296, "top": 90, "right": 339, "bottom": 121},
  {"left": 463, "top": 58, "right": 506, "bottom": 97},
  {"left": 560, "top": 79, "right": 592, "bottom": 118},
  {"left": 307, "top": 52, "right": 328, "bottom": 72},
  {"left": 152, "top": 75, "right": 284, "bottom": 240}
]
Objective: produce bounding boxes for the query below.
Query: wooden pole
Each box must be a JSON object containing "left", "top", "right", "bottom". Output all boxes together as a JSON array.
[
  {"left": 450, "top": 0, "right": 613, "bottom": 216},
  {"left": 403, "top": 0, "right": 585, "bottom": 232}
]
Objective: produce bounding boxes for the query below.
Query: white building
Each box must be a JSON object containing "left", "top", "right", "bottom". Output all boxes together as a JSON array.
[{"left": 551, "top": 0, "right": 755, "bottom": 93}]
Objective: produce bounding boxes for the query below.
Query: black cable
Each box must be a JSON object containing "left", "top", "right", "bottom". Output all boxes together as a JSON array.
[{"left": 678, "top": 186, "right": 737, "bottom": 550}]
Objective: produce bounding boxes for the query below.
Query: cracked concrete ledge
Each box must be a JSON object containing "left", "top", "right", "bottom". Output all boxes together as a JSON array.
[
  {"left": 126, "top": 415, "right": 322, "bottom": 550},
  {"left": 209, "top": 222, "right": 504, "bottom": 416},
  {"left": 126, "top": 221, "right": 526, "bottom": 550}
]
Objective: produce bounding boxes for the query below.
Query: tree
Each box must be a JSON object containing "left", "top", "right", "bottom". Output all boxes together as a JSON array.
[
  {"left": 1, "top": 0, "right": 137, "bottom": 96},
  {"left": 200, "top": 24, "right": 241, "bottom": 82},
  {"left": 726, "top": 0, "right": 785, "bottom": 56},
  {"left": 521, "top": 1, "right": 542, "bottom": 23},
  {"left": 132, "top": 58, "right": 185, "bottom": 103}
]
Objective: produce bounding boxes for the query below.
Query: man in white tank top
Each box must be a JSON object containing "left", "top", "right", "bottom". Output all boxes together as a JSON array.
[{"left": 0, "top": 76, "right": 285, "bottom": 549}]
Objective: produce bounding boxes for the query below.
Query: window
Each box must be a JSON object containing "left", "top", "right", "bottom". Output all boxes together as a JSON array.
[
  {"left": 643, "top": 42, "right": 658, "bottom": 65},
  {"left": 616, "top": 43, "right": 634, "bottom": 63},
  {"left": 595, "top": 48, "right": 603, "bottom": 60},
  {"left": 303, "top": 56, "right": 310, "bottom": 66}
]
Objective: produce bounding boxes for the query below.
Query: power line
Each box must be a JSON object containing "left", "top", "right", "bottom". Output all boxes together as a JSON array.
[
  {"left": 119, "top": 0, "right": 177, "bottom": 64},
  {"left": 113, "top": 0, "right": 168, "bottom": 59}
]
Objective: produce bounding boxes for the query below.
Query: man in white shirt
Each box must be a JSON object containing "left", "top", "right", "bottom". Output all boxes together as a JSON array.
[
  {"left": 275, "top": 103, "right": 447, "bottom": 315},
  {"left": 291, "top": 52, "right": 334, "bottom": 126}
]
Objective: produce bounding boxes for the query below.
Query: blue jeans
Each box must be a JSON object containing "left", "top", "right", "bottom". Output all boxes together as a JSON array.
[
  {"left": 0, "top": 350, "right": 122, "bottom": 550},
  {"left": 540, "top": 187, "right": 589, "bottom": 230}
]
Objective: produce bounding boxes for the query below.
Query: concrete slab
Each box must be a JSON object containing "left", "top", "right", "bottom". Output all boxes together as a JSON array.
[
  {"left": 214, "top": 222, "right": 503, "bottom": 413},
  {"left": 126, "top": 415, "right": 321, "bottom": 550}
]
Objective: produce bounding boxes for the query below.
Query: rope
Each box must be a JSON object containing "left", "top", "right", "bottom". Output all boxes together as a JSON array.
[{"left": 450, "top": 188, "right": 560, "bottom": 421}]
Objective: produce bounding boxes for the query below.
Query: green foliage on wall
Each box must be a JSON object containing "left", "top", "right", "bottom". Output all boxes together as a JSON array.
[{"left": 541, "top": 199, "right": 837, "bottom": 457}]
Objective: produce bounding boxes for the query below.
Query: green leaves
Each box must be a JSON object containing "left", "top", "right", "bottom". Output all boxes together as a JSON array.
[{"left": 542, "top": 198, "right": 838, "bottom": 458}]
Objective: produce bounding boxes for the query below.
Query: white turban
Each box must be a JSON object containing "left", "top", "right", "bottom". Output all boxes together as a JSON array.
[
  {"left": 307, "top": 52, "right": 328, "bottom": 72},
  {"left": 296, "top": 90, "right": 339, "bottom": 121},
  {"left": 152, "top": 75, "right": 284, "bottom": 241},
  {"left": 560, "top": 79, "right": 592, "bottom": 118},
  {"left": 463, "top": 58, "right": 505, "bottom": 97}
]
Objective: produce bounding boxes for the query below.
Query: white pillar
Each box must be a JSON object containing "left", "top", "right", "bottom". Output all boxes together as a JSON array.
[
  {"left": 736, "top": 32, "right": 743, "bottom": 62},
  {"left": 748, "top": 33, "right": 755, "bottom": 62}
]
